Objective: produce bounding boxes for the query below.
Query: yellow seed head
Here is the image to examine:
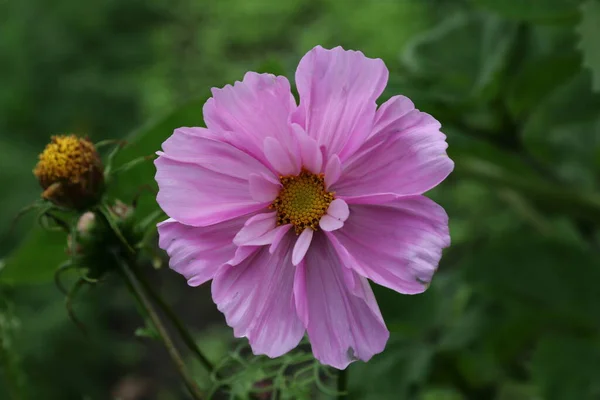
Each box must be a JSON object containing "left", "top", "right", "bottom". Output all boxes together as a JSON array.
[
  {"left": 270, "top": 170, "right": 334, "bottom": 234},
  {"left": 33, "top": 135, "right": 104, "bottom": 209}
]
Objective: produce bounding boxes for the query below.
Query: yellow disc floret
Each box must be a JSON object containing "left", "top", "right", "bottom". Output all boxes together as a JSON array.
[
  {"left": 270, "top": 170, "right": 334, "bottom": 234},
  {"left": 33, "top": 135, "right": 104, "bottom": 209}
]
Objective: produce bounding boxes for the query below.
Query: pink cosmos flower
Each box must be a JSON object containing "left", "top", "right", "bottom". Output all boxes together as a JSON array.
[{"left": 155, "top": 46, "right": 453, "bottom": 369}]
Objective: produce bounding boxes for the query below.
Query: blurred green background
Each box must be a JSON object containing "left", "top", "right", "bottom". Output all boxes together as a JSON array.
[{"left": 2, "top": 0, "right": 600, "bottom": 399}]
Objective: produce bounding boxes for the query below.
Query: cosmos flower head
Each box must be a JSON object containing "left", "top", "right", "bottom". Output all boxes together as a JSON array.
[
  {"left": 155, "top": 46, "right": 453, "bottom": 369},
  {"left": 34, "top": 135, "right": 104, "bottom": 210}
]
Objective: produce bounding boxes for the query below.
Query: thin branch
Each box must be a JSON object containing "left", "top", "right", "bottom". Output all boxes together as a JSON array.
[
  {"left": 116, "top": 256, "right": 204, "bottom": 400},
  {"left": 134, "top": 270, "right": 216, "bottom": 375},
  {"left": 337, "top": 368, "right": 348, "bottom": 400}
]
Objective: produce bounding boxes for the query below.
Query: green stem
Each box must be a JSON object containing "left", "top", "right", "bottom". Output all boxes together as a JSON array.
[
  {"left": 98, "top": 205, "right": 135, "bottom": 254},
  {"left": 337, "top": 368, "right": 348, "bottom": 399},
  {"left": 117, "top": 256, "right": 204, "bottom": 400},
  {"left": 134, "top": 270, "right": 216, "bottom": 375}
]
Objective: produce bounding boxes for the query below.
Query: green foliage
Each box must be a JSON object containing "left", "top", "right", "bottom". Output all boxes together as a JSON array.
[
  {"left": 0, "top": 96, "right": 208, "bottom": 285},
  {"left": 532, "top": 335, "right": 600, "bottom": 399},
  {"left": 577, "top": 0, "right": 600, "bottom": 92},
  {"left": 506, "top": 53, "right": 580, "bottom": 120},
  {"left": 522, "top": 72, "right": 600, "bottom": 189},
  {"left": 0, "top": 296, "right": 28, "bottom": 399},
  {"left": 470, "top": 0, "right": 581, "bottom": 22},
  {"left": 0, "top": 229, "right": 68, "bottom": 285},
  {"left": 464, "top": 235, "right": 600, "bottom": 329},
  {"left": 207, "top": 339, "right": 338, "bottom": 399},
  {"left": 403, "top": 12, "right": 517, "bottom": 102}
]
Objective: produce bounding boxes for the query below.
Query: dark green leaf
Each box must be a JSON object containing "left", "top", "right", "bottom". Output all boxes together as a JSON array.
[
  {"left": 521, "top": 72, "right": 600, "bottom": 188},
  {"left": 506, "top": 53, "right": 580, "bottom": 120},
  {"left": 449, "top": 127, "right": 600, "bottom": 224},
  {"left": 532, "top": 335, "right": 600, "bottom": 400},
  {"left": 464, "top": 235, "right": 600, "bottom": 330},
  {"left": 349, "top": 339, "right": 434, "bottom": 400},
  {"left": 0, "top": 229, "right": 67, "bottom": 285}
]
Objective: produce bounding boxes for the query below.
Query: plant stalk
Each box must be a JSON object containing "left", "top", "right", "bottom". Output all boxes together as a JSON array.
[
  {"left": 117, "top": 256, "right": 204, "bottom": 399},
  {"left": 337, "top": 368, "right": 348, "bottom": 399},
  {"left": 134, "top": 270, "right": 216, "bottom": 375}
]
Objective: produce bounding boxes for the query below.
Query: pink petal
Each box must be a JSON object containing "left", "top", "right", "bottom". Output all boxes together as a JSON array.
[
  {"left": 293, "top": 261, "right": 309, "bottom": 326},
  {"left": 212, "top": 233, "right": 305, "bottom": 358},
  {"left": 229, "top": 246, "right": 259, "bottom": 266},
  {"left": 369, "top": 95, "right": 415, "bottom": 140},
  {"left": 233, "top": 213, "right": 276, "bottom": 246},
  {"left": 270, "top": 224, "right": 293, "bottom": 254},
  {"left": 293, "top": 46, "right": 388, "bottom": 161},
  {"left": 158, "top": 217, "right": 247, "bottom": 286},
  {"left": 328, "top": 196, "right": 450, "bottom": 294},
  {"left": 248, "top": 173, "right": 281, "bottom": 203},
  {"left": 292, "top": 228, "right": 313, "bottom": 266},
  {"left": 294, "top": 124, "right": 323, "bottom": 174},
  {"left": 319, "top": 215, "right": 344, "bottom": 232},
  {"left": 333, "top": 96, "right": 454, "bottom": 203},
  {"left": 263, "top": 137, "right": 300, "bottom": 176},
  {"left": 296, "top": 233, "right": 389, "bottom": 369},
  {"left": 327, "top": 199, "right": 349, "bottom": 221},
  {"left": 324, "top": 154, "right": 342, "bottom": 188},
  {"left": 155, "top": 135, "right": 274, "bottom": 227},
  {"left": 203, "top": 72, "right": 297, "bottom": 166},
  {"left": 160, "top": 127, "right": 219, "bottom": 156}
]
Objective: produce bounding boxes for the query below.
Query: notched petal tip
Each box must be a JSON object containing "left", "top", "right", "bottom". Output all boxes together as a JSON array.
[
  {"left": 327, "top": 198, "right": 349, "bottom": 222},
  {"left": 318, "top": 199, "right": 349, "bottom": 232}
]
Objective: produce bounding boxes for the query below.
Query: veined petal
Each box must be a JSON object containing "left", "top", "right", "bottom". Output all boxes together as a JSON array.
[
  {"left": 319, "top": 215, "right": 344, "bottom": 232},
  {"left": 233, "top": 213, "right": 277, "bottom": 246},
  {"left": 327, "top": 199, "right": 349, "bottom": 221},
  {"left": 328, "top": 196, "right": 450, "bottom": 294},
  {"left": 158, "top": 217, "right": 247, "bottom": 286},
  {"left": 249, "top": 173, "right": 281, "bottom": 203},
  {"left": 155, "top": 135, "right": 274, "bottom": 227},
  {"left": 161, "top": 127, "right": 219, "bottom": 157},
  {"left": 212, "top": 233, "right": 305, "bottom": 358},
  {"left": 324, "top": 154, "right": 342, "bottom": 188},
  {"left": 319, "top": 199, "right": 349, "bottom": 232},
  {"left": 229, "top": 246, "right": 259, "bottom": 266},
  {"left": 270, "top": 224, "right": 293, "bottom": 254},
  {"left": 203, "top": 72, "right": 297, "bottom": 165},
  {"left": 292, "top": 228, "right": 313, "bottom": 266},
  {"left": 294, "top": 124, "right": 323, "bottom": 174},
  {"left": 334, "top": 96, "right": 454, "bottom": 202},
  {"left": 297, "top": 233, "right": 389, "bottom": 369},
  {"left": 293, "top": 46, "right": 388, "bottom": 161},
  {"left": 264, "top": 137, "right": 300, "bottom": 176}
]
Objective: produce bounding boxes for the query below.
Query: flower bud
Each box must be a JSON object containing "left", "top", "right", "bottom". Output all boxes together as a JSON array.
[{"left": 33, "top": 135, "right": 104, "bottom": 210}]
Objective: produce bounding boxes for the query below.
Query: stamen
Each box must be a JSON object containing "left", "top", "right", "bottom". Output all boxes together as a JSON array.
[{"left": 269, "top": 169, "right": 334, "bottom": 234}]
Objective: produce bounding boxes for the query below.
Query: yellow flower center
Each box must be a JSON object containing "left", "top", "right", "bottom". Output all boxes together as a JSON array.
[
  {"left": 34, "top": 135, "right": 101, "bottom": 187},
  {"left": 270, "top": 170, "right": 334, "bottom": 234},
  {"left": 33, "top": 135, "right": 104, "bottom": 209}
]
